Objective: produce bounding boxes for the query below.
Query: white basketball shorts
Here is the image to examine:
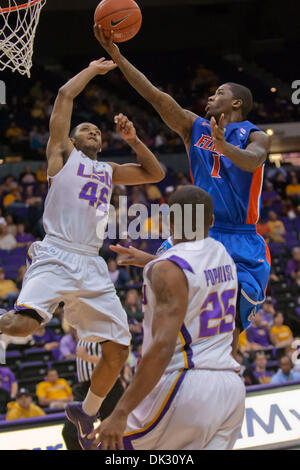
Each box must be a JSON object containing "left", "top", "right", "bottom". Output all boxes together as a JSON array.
[
  {"left": 123, "top": 368, "right": 245, "bottom": 450},
  {"left": 15, "top": 236, "right": 131, "bottom": 345}
]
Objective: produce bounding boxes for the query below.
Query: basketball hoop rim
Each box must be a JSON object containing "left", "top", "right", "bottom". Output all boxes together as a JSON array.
[{"left": 0, "top": 0, "right": 44, "bottom": 13}]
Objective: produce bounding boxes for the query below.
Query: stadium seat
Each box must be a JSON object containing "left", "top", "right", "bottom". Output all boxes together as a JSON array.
[
  {"left": 11, "top": 247, "right": 28, "bottom": 257},
  {"left": 50, "top": 359, "right": 76, "bottom": 375},
  {"left": 5, "top": 350, "right": 22, "bottom": 368},
  {"left": 17, "top": 361, "right": 48, "bottom": 379},
  {"left": 47, "top": 325, "right": 65, "bottom": 337},
  {"left": 23, "top": 347, "right": 53, "bottom": 363},
  {"left": 17, "top": 377, "right": 44, "bottom": 395}
]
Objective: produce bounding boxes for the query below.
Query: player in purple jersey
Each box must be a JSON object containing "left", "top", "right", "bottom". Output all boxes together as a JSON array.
[{"left": 95, "top": 26, "right": 271, "bottom": 353}]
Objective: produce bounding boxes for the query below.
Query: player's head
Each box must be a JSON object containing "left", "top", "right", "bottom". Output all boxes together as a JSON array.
[
  {"left": 205, "top": 83, "right": 253, "bottom": 121},
  {"left": 70, "top": 122, "right": 102, "bottom": 158},
  {"left": 168, "top": 185, "right": 214, "bottom": 243}
]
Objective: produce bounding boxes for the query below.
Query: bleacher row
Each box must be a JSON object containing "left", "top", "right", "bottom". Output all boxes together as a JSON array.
[{"left": 0, "top": 247, "right": 28, "bottom": 280}]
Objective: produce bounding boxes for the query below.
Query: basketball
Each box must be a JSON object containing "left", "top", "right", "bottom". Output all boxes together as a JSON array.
[{"left": 94, "top": 0, "right": 142, "bottom": 43}]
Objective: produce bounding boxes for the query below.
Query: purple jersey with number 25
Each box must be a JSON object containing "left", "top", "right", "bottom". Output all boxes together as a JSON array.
[{"left": 143, "top": 237, "right": 240, "bottom": 373}]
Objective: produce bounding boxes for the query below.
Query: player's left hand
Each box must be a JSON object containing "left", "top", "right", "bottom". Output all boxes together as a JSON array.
[
  {"left": 88, "top": 411, "right": 127, "bottom": 450},
  {"left": 210, "top": 113, "right": 226, "bottom": 154},
  {"left": 89, "top": 57, "right": 118, "bottom": 75},
  {"left": 114, "top": 113, "right": 137, "bottom": 144}
]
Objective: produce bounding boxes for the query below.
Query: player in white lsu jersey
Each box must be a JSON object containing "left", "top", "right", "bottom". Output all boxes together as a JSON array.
[
  {"left": 0, "top": 58, "right": 165, "bottom": 450},
  {"left": 90, "top": 185, "right": 245, "bottom": 450}
]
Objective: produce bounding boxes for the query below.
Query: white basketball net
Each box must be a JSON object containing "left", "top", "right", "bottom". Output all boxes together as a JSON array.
[{"left": 0, "top": 0, "right": 46, "bottom": 77}]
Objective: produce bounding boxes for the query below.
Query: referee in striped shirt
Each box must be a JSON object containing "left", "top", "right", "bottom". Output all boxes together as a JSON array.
[{"left": 62, "top": 339, "right": 124, "bottom": 450}]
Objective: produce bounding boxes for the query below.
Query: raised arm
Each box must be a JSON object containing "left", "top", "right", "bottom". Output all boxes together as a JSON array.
[
  {"left": 211, "top": 114, "right": 270, "bottom": 172},
  {"left": 47, "top": 58, "right": 117, "bottom": 177},
  {"left": 94, "top": 26, "right": 197, "bottom": 145},
  {"left": 108, "top": 114, "right": 165, "bottom": 184},
  {"left": 109, "top": 244, "right": 158, "bottom": 267},
  {"left": 89, "top": 260, "right": 188, "bottom": 450}
]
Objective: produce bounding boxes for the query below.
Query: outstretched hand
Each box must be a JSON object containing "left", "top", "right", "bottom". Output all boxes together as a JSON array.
[
  {"left": 210, "top": 113, "right": 226, "bottom": 154},
  {"left": 89, "top": 57, "right": 117, "bottom": 75},
  {"left": 89, "top": 412, "right": 127, "bottom": 450},
  {"left": 110, "top": 244, "right": 154, "bottom": 267},
  {"left": 94, "top": 24, "right": 120, "bottom": 58},
  {"left": 114, "top": 113, "right": 137, "bottom": 144}
]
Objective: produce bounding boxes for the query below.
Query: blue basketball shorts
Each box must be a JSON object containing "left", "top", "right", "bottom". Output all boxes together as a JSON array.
[{"left": 210, "top": 223, "right": 271, "bottom": 330}]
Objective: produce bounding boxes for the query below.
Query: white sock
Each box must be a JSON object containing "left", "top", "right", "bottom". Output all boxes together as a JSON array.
[{"left": 82, "top": 389, "right": 105, "bottom": 417}]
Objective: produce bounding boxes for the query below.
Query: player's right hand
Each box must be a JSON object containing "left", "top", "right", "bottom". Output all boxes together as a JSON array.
[
  {"left": 109, "top": 244, "right": 153, "bottom": 267},
  {"left": 89, "top": 57, "right": 118, "bottom": 75},
  {"left": 94, "top": 25, "right": 120, "bottom": 58}
]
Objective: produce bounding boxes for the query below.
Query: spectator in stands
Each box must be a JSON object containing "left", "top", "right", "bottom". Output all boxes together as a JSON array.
[
  {"left": 0, "top": 176, "right": 18, "bottom": 195},
  {"left": 124, "top": 289, "right": 143, "bottom": 322},
  {"left": 266, "top": 210, "right": 286, "bottom": 243},
  {"left": 24, "top": 185, "right": 42, "bottom": 208},
  {"left": 36, "top": 368, "right": 73, "bottom": 409},
  {"left": 15, "top": 223, "right": 35, "bottom": 248},
  {"left": 273, "top": 172, "right": 288, "bottom": 199},
  {"left": 270, "top": 312, "right": 294, "bottom": 348},
  {"left": 286, "top": 247, "right": 300, "bottom": 281},
  {"left": 0, "top": 378, "right": 10, "bottom": 414},
  {"left": 245, "top": 312, "right": 272, "bottom": 351},
  {"left": 16, "top": 265, "right": 26, "bottom": 290},
  {"left": 32, "top": 325, "right": 60, "bottom": 359},
  {"left": 237, "top": 329, "right": 250, "bottom": 354},
  {"left": 0, "top": 366, "right": 18, "bottom": 399},
  {"left": 0, "top": 209, "right": 5, "bottom": 227},
  {"left": 159, "top": 186, "right": 175, "bottom": 205},
  {"left": 36, "top": 163, "right": 48, "bottom": 183},
  {"left": 291, "top": 268, "right": 300, "bottom": 299},
  {"left": 107, "top": 257, "right": 131, "bottom": 289},
  {"left": 0, "top": 224, "right": 17, "bottom": 250},
  {"left": 128, "top": 317, "right": 143, "bottom": 349},
  {"left": 6, "top": 388, "right": 45, "bottom": 421},
  {"left": 2, "top": 186, "right": 23, "bottom": 210},
  {"left": 243, "top": 352, "right": 273, "bottom": 386},
  {"left": 0, "top": 268, "right": 19, "bottom": 308},
  {"left": 262, "top": 181, "right": 281, "bottom": 206},
  {"left": 281, "top": 197, "right": 298, "bottom": 220},
  {"left": 286, "top": 173, "right": 300, "bottom": 203},
  {"left": 5, "top": 215, "right": 17, "bottom": 236},
  {"left": 59, "top": 327, "right": 78, "bottom": 360},
  {"left": 19, "top": 164, "right": 36, "bottom": 184},
  {"left": 5, "top": 121, "right": 24, "bottom": 146},
  {"left": 144, "top": 183, "right": 162, "bottom": 201},
  {"left": 270, "top": 356, "right": 300, "bottom": 385},
  {"left": 259, "top": 298, "right": 276, "bottom": 329}
]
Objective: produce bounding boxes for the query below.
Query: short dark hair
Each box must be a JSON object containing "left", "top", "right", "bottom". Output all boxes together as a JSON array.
[
  {"left": 168, "top": 185, "right": 214, "bottom": 236},
  {"left": 226, "top": 83, "right": 253, "bottom": 119}
]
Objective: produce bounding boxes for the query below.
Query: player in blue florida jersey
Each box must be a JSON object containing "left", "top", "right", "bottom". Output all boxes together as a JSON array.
[{"left": 95, "top": 27, "right": 271, "bottom": 345}]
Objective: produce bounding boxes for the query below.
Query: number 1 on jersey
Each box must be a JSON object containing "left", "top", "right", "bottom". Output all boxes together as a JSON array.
[{"left": 211, "top": 153, "right": 221, "bottom": 178}]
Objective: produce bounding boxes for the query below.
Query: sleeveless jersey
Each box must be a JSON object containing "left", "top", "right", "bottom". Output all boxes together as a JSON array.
[
  {"left": 189, "top": 117, "right": 263, "bottom": 225},
  {"left": 143, "top": 237, "right": 240, "bottom": 373},
  {"left": 43, "top": 148, "right": 113, "bottom": 250}
]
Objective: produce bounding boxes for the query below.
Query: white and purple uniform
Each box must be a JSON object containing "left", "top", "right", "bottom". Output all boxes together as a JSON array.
[
  {"left": 16, "top": 148, "right": 131, "bottom": 345},
  {"left": 123, "top": 237, "right": 245, "bottom": 450}
]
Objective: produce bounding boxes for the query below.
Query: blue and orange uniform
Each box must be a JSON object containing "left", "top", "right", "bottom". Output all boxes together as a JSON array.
[{"left": 158, "top": 117, "right": 271, "bottom": 330}]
